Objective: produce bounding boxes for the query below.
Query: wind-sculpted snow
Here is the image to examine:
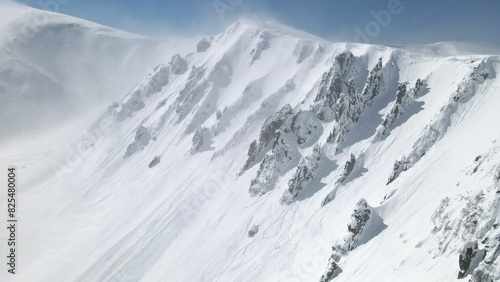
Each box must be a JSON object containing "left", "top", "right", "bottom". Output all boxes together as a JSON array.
[
  {"left": 184, "top": 60, "right": 233, "bottom": 134},
  {"left": 212, "top": 79, "right": 264, "bottom": 136},
  {"left": 293, "top": 39, "right": 314, "bottom": 64},
  {"left": 388, "top": 59, "right": 494, "bottom": 184},
  {"left": 249, "top": 30, "right": 271, "bottom": 64}
]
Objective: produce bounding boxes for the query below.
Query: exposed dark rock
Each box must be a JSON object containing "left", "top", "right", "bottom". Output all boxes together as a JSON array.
[
  {"left": 242, "top": 104, "right": 294, "bottom": 172},
  {"left": 387, "top": 156, "right": 409, "bottom": 185},
  {"left": 191, "top": 127, "right": 213, "bottom": 154},
  {"left": 169, "top": 54, "right": 188, "bottom": 75},
  {"left": 125, "top": 126, "right": 152, "bottom": 158},
  {"left": 320, "top": 199, "right": 385, "bottom": 281},
  {"left": 458, "top": 241, "right": 480, "bottom": 279},
  {"left": 312, "top": 51, "right": 360, "bottom": 122},
  {"left": 338, "top": 154, "right": 356, "bottom": 183},
  {"left": 249, "top": 130, "right": 298, "bottom": 196},
  {"left": 280, "top": 144, "right": 322, "bottom": 205},
  {"left": 247, "top": 225, "right": 259, "bottom": 237},
  {"left": 148, "top": 156, "right": 161, "bottom": 168},
  {"left": 345, "top": 199, "right": 372, "bottom": 250},
  {"left": 290, "top": 110, "right": 322, "bottom": 146},
  {"left": 196, "top": 38, "right": 212, "bottom": 52}
]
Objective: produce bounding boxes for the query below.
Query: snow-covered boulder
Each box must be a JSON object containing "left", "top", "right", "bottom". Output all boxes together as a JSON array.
[
  {"left": 125, "top": 126, "right": 151, "bottom": 158},
  {"left": 196, "top": 38, "right": 211, "bottom": 52},
  {"left": 169, "top": 54, "right": 188, "bottom": 75},
  {"left": 148, "top": 156, "right": 161, "bottom": 168}
]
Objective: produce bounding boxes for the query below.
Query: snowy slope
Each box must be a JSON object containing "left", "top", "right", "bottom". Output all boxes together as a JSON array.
[
  {"left": 1, "top": 15, "right": 500, "bottom": 282},
  {"left": 0, "top": 2, "right": 200, "bottom": 154}
]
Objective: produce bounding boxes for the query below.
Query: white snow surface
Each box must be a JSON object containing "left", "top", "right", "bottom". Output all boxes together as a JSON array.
[{"left": 1, "top": 6, "right": 500, "bottom": 282}]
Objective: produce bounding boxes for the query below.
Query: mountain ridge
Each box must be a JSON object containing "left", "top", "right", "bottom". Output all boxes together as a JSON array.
[{"left": 1, "top": 7, "right": 500, "bottom": 282}]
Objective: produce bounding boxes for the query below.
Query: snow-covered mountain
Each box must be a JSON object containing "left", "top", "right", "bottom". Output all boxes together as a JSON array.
[
  {"left": 0, "top": 2, "right": 199, "bottom": 153},
  {"left": 1, "top": 7, "right": 500, "bottom": 282}
]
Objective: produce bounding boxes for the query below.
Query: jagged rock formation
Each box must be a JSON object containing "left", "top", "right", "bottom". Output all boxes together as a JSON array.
[
  {"left": 338, "top": 153, "right": 356, "bottom": 183},
  {"left": 242, "top": 104, "right": 295, "bottom": 172},
  {"left": 249, "top": 130, "right": 299, "bottom": 196},
  {"left": 376, "top": 79, "right": 426, "bottom": 139},
  {"left": 320, "top": 199, "right": 385, "bottom": 281},
  {"left": 458, "top": 241, "right": 485, "bottom": 279},
  {"left": 311, "top": 51, "right": 364, "bottom": 123},
  {"left": 280, "top": 144, "right": 322, "bottom": 205},
  {"left": 290, "top": 110, "right": 322, "bottom": 145},
  {"left": 326, "top": 58, "right": 390, "bottom": 145},
  {"left": 388, "top": 59, "right": 493, "bottom": 184}
]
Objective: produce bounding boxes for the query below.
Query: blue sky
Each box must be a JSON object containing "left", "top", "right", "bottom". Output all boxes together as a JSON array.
[{"left": 15, "top": 0, "right": 500, "bottom": 47}]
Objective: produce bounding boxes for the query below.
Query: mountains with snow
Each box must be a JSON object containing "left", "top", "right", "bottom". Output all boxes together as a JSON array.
[{"left": 1, "top": 3, "right": 499, "bottom": 282}]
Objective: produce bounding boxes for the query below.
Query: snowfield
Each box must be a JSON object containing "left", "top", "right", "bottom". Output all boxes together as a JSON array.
[{"left": 0, "top": 3, "right": 499, "bottom": 282}]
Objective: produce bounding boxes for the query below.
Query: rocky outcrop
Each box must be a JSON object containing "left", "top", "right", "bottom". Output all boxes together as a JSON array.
[
  {"left": 326, "top": 58, "right": 388, "bottom": 145},
  {"left": 249, "top": 130, "right": 298, "bottom": 196},
  {"left": 320, "top": 199, "right": 385, "bottom": 281},
  {"left": 458, "top": 241, "right": 485, "bottom": 279},
  {"left": 169, "top": 54, "right": 188, "bottom": 75},
  {"left": 191, "top": 127, "right": 213, "bottom": 154},
  {"left": 250, "top": 30, "right": 271, "bottom": 64},
  {"left": 290, "top": 110, "right": 323, "bottom": 146},
  {"left": 247, "top": 225, "right": 259, "bottom": 237},
  {"left": 338, "top": 154, "right": 356, "bottom": 183},
  {"left": 312, "top": 51, "right": 363, "bottom": 122},
  {"left": 197, "top": 38, "right": 212, "bottom": 52},
  {"left": 148, "top": 156, "right": 161, "bottom": 168},
  {"left": 376, "top": 79, "right": 426, "bottom": 139},
  {"left": 125, "top": 126, "right": 152, "bottom": 158},
  {"left": 388, "top": 60, "right": 493, "bottom": 184},
  {"left": 242, "top": 104, "right": 295, "bottom": 172},
  {"left": 280, "top": 144, "right": 322, "bottom": 205}
]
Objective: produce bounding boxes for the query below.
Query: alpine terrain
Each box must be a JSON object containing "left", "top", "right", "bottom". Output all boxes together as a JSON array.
[{"left": 1, "top": 2, "right": 500, "bottom": 282}]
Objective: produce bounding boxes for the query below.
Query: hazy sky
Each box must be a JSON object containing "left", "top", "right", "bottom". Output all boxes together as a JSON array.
[{"left": 15, "top": 0, "right": 500, "bottom": 47}]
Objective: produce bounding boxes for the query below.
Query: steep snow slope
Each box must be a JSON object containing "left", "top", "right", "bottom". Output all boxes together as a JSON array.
[
  {"left": 1, "top": 18, "right": 499, "bottom": 282},
  {"left": 0, "top": 2, "right": 199, "bottom": 153}
]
